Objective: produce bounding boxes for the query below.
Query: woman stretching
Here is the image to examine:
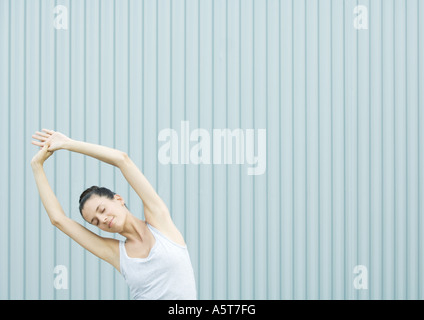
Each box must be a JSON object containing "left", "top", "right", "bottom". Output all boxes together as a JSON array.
[{"left": 31, "top": 129, "right": 197, "bottom": 300}]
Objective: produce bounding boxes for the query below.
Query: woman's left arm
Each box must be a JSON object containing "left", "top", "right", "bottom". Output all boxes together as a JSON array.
[
  {"left": 63, "top": 137, "right": 168, "bottom": 214},
  {"left": 63, "top": 139, "right": 126, "bottom": 167},
  {"left": 33, "top": 129, "right": 169, "bottom": 216},
  {"left": 32, "top": 129, "right": 126, "bottom": 167}
]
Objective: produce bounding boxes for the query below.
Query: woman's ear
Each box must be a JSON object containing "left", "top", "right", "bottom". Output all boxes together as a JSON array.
[{"left": 114, "top": 194, "right": 126, "bottom": 206}]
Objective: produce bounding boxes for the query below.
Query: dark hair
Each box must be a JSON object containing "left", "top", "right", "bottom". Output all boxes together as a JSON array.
[{"left": 79, "top": 186, "right": 116, "bottom": 216}]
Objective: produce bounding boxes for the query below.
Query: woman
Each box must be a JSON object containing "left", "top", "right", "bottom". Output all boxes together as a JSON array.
[{"left": 31, "top": 129, "right": 197, "bottom": 300}]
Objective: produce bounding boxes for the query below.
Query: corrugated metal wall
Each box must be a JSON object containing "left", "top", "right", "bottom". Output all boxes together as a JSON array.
[{"left": 0, "top": 0, "right": 423, "bottom": 300}]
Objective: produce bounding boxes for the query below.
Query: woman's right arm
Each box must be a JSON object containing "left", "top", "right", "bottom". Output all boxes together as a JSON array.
[
  {"left": 31, "top": 160, "right": 67, "bottom": 226},
  {"left": 31, "top": 148, "right": 120, "bottom": 271}
]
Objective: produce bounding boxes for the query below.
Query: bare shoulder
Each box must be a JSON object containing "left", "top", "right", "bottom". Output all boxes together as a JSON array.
[{"left": 144, "top": 205, "right": 186, "bottom": 247}]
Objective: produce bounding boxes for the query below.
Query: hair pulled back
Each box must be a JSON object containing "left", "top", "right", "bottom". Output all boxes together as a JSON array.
[{"left": 78, "top": 186, "right": 116, "bottom": 216}]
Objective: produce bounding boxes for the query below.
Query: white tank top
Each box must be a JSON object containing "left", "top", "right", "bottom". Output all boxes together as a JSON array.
[{"left": 119, "top": 223, "right": 197, "bottom": 300}]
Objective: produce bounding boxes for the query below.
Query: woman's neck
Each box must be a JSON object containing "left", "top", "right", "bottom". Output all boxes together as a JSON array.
[{"left": 119, "top": 212, "right": 147, "bottom": 242}]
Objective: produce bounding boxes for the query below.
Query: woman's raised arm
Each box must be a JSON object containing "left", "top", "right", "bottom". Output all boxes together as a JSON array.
[
  {"left": 30, "top": 144, "right": 64, "bottom": 225},
  {"left": 32, "top": 129, "right": 174, "bottom": 231},
  {"left": 63, "top": 139, "right": 126, "bottom": 167},
  {"left": 30, "top": 139, "right": 120, "bottom": 271},
  {"left": 32, "top": 129, "right": 125, "bottom": 167}
]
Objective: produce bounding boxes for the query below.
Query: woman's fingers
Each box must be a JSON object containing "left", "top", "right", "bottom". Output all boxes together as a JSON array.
[
  {"left": 32, "top": 130, "right": 52, "bottom": 141},
  {"left": 32, "top": 135, "right": 46, "bottom": 142},
  {"left": 31, "top": 140, "right": 44, "bottom": 149},
  {"left": 36, "top": 131, "right": 50, "bottom": 138},
  {"left": 42, "top": 128, "right": 55, "bottom": 135},
  {"left": 32, "top": 129, "right": 54, "bottom": 149}
]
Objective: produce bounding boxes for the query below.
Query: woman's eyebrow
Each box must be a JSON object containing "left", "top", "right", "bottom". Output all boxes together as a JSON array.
[{"left": 95, "top": 201, "right": 105, "bottom": 213}]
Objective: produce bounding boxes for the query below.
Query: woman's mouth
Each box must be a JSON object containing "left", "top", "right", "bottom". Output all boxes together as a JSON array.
[{"left": 108, "top": 217, "right": 114, "bottom": 228}]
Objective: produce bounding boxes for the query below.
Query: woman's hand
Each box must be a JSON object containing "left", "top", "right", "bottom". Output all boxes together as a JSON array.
[
  {"left": 31, "top": 143, "right": 54, "bottom": 167},
  {"left": 32, "top": 129, "right": 72, "bottom": 152}
]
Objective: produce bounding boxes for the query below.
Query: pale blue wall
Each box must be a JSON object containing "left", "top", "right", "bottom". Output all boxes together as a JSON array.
[{"left": 0, "top": 0, "right": 423, "bottom": 300}]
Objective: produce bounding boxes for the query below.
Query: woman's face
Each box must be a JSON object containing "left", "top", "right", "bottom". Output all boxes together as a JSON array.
[{"left": 81, "top": 195, "right": 127, "bottom": 233}]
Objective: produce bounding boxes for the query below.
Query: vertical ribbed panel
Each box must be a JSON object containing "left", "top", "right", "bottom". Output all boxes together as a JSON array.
[{"left": 0, "top": 0, "right": 423, "bottom": 300}]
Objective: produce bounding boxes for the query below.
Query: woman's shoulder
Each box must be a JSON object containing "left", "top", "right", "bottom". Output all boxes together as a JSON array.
[{"left": 146, "top": 221, "right": 187, "bottom": 248}]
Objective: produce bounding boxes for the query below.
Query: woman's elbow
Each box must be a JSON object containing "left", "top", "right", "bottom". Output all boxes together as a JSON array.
[
  {"left": 50, "top": 215, "right": 67, "bottom": 228},
  {"left": 50, "top": 217, "right": 61, "bottom": 227},
  {"left": 116, "top": 151, "right": 130, "bottom": 167}
]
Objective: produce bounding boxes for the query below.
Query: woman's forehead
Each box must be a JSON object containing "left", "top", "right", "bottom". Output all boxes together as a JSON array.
[
  {"left": 82, "top": 197, "right": 103, "bottom": 221},
  {"left": 85, "top": 196, "right": 105, "bottom": 212}
]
